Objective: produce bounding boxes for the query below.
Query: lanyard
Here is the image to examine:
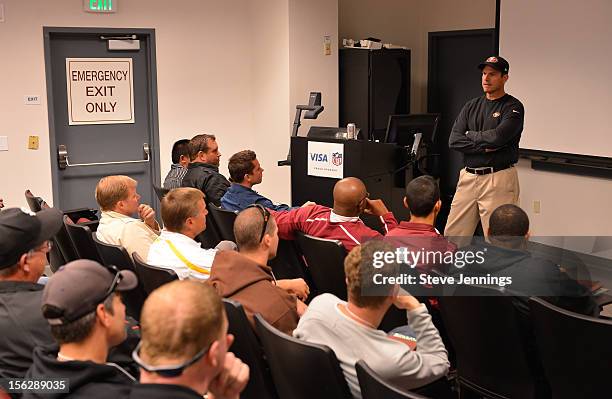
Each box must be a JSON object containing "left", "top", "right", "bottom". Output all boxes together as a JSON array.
[{"left": 163, "top": 239, "right": 210, "bottom": 276}]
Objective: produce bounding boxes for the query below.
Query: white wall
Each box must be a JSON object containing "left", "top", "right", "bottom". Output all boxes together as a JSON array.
[
  {"left": 517, "top": 160, "right": 612, "bottom": 236},
  {"left": 339, "top": 0, "right": 495, "bottom": 113},
  {"left": 289, "top": 0, "right": 339, "bottom": 133},
  {"left": 501, "top": 0, "right": 612, "bottom": 157},
  {"left": 0, "top": 0, "right": 339, "bottom": 208},
  {"left": 246, "top": 0, "right": 290, "bottom": 203}
]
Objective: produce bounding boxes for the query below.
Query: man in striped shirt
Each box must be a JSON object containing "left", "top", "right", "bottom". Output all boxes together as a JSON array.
[
  {"left": 271, "top": 177, "right": 397, "bottom": 252},
  {"left": 162, "top": 139, "right": 190, "bottom": 190}
]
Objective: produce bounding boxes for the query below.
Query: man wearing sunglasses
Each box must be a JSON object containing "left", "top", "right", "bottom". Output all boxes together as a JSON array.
[
  {"left": 272, "top": 177, "right": 398, "bottom": 252},
  {"left": 209, "top": 205, "right": 308, "bottom": 334},
  {"left": 130, "top": 280, "right": 249, "bottom": 398},
  {"left": 0, "top": 207, "right": 62, "bottom": 380},
  {"left": 25, "top": 260, "right": 139, "bottom": 398}
]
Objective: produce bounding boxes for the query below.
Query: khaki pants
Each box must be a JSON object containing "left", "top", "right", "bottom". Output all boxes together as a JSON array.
[{"left": 444, "top": 166, "right": 520, "bottom": 246}]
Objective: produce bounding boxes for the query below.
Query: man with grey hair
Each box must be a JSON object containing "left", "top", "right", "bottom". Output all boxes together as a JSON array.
[
  {"left": 0, "top": 207, "right": 62, "bottom": 379},
  {"left": 24, "top": 260, "right": 139, "bottom": 398}
]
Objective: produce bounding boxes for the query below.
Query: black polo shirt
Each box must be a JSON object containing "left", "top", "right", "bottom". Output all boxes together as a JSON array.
[
  {"left": 0, "top": 281, "right": 54, "bottom": 379},
  {"left": 449, "top": 94, "right": 524, "bottom": 169}
]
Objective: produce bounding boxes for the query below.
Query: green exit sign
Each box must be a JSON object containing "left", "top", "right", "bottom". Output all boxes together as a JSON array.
[{"left": 84, "top": 0, "right": 117, "bottom": 13}]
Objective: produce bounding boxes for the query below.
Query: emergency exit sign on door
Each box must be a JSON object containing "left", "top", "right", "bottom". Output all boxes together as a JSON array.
[
  {"left": 66, "top": 58, "right": 134, "bottom": 125},
  {"left": 84, "top": 0, "right": 117, "bottom": 13}
]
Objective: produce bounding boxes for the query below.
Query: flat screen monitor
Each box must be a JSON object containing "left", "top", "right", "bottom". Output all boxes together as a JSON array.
[{"left": 384, "top": 114, "right": 440, "bottom": 148}]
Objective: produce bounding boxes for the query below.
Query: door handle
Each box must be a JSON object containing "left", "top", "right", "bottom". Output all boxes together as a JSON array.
[{"left": 58, "top": 143, "right": 150, "bottom": 169}]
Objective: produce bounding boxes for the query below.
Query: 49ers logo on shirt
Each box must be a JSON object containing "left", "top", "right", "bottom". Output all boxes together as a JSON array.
[{"left": 492, "top": 112, "right": 501, "bottom": 118}]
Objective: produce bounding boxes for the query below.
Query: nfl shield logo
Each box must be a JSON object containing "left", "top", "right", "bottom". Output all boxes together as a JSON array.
[{"left": 332, "top": 152, "right": 343, "bottom": 166}]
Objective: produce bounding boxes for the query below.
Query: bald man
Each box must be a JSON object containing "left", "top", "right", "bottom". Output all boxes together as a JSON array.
[
  {"left": 130, "top": 280, "right": 249, "bottom": 398},
  {"left": 271, "top": 177, "right": 397, "bottom": 251}
]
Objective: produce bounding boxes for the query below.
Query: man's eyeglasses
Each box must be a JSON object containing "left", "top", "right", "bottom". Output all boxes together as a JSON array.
[
  {"left": 132, "top": 341, "right": 211, "bottom": 378},
  {"left": 28, "top": 240, "right": 53, "bottom": 256},
  {"left": 246, "top": 204, "right": 270, "bottom": 242}
]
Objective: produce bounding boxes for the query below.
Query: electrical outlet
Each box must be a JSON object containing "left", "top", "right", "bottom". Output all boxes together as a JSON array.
[
  {"left": 324, "top": 35, "right": 331, "bottom": 56},
  {"left": 28, "top": 135, "right": 39, "bottom": 150},
  {"left": 533, "top": 200, "right": 541, "bottom": 214}
]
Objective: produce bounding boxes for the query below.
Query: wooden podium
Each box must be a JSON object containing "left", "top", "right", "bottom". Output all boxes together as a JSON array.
[{"left": 289, "top": 136, "right": 412, "bottom": 223}]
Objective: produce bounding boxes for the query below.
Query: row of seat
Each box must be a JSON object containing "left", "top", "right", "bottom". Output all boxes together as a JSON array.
[
  {"left": 25, "top": 189, "right": 179, "bottom": 321},
  {"left": 30, "top": 190, "right": 612, "bottom": 398},
  {"left": 436, "top": 283, "right": 612, "bottom": 399},
  {"left": 224, "top": 298, "right": 429, "bottom": 399}
]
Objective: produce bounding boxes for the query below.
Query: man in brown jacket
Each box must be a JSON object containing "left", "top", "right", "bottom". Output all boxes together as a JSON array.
[{"left": 209, "top": 205, "right": 308, "bottom": 334}]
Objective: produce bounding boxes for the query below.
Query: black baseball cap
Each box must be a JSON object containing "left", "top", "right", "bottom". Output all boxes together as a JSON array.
[
  {"left": 0, "top": 207, "right": 63, "bottom": 269},
  {"left": 42, "top": 259, "right": 138, "bottom": 326},
  {"left": 478, "top": 56, "right": 509, "bottom": 74}
]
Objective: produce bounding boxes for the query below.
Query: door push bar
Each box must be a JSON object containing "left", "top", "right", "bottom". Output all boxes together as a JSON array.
[{"left": 58, "top": 143, "right": 150, "bottom": 170}]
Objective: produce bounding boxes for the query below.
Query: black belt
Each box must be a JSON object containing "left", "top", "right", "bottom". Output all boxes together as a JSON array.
[{"left": 465, "top": 165, "right": 513, "bottom": 175}]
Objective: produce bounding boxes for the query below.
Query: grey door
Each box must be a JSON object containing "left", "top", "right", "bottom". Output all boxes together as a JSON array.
[{"left": 44, "top": 28, "right": 160, "bottom": 212}]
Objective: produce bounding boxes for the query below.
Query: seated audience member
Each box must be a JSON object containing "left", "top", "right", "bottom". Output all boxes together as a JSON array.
[
  {"left": 209, "top": 205, "right": 308, "bottom": 334},
  {"left": 130, "top": 280, "right": 249, "bottom": 399},
  {"left": 147, "top": 188, "right": 235, "bottom": 280},
  {"left": 294, "top": 240, "right": 449, "bottom": 398},
  {"left": 271, "top": 177, "right": 397, "bottom": 252},
  {"left": 181, "top": 134, "right": 230, "bottom": 207},
  {"left": 221, "top": 150, "right": 305, "bottom": 212},
  {"left": 96, "top": 175, "right": 160, "bottom": 260},
  {"left": 163, "top": 139, "right": 191, "bottom": 190},
  {"left": 24, "top": 260, "right": 139, "bottom": 398},
  {"left": 0, "top": 208, "right": 62, "bottom": 379},
  {"left": 387, "top": 176, "right": 456, "bottom": 271},
  {"left": 449, "top": 204, "right": 600, "bottom": 316}
]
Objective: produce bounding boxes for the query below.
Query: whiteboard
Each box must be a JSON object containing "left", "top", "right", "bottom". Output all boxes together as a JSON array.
[{"left": 500, "top": 0, "right": 612, "bottom": 157}]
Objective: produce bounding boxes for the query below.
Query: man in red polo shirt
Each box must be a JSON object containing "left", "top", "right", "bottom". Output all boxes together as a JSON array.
[
  {"left": 387, "top": 176, "right": 456, "bottom": 272},
  {"left": 271, "top": 177, "right": 397, "bottom": 252}
]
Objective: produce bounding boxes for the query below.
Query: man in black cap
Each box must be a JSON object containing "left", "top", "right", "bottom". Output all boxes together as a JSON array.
[
  {"left": 446, "top": 56, "right": 524, "bottom": 246},
  {"left": 0, "top": 207, "right": 62, "bottom": 380},
  {"left": 24, "top": 259, "right": 139, "bottom": 398}
]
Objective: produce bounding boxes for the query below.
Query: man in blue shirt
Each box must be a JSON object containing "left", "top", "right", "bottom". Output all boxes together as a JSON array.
[{"left": 221, "top": 150, "right": 311, "bottom": 212}]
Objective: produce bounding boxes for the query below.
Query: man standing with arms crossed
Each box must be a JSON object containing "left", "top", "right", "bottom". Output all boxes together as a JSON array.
[{"left": 445, "top": 56, "right": 524, "bottom": 245}]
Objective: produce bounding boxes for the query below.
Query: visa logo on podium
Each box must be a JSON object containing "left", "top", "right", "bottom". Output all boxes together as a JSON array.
[
  {"left": 310, "top": 153, "right": 328, "bottom": 162},
  {"left": 307, "top": 142, "right": 344, "bottom": 179}
]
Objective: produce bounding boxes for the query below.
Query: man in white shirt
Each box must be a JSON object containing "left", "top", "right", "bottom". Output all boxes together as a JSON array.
[
  {"left": 147, "top": 187, "right": 233, "bottom": 280},
  {"left": 95, "top": 175, "right": 160, "bottom": 260},
  {"left": 294, "top": 240, "right": 449, "bottom": 398}
]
